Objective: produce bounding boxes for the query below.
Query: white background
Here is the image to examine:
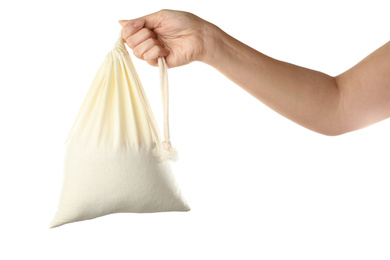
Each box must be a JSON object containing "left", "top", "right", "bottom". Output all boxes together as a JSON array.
[{"left": 1, "top": 0, "right": 389, "bottom": 259}]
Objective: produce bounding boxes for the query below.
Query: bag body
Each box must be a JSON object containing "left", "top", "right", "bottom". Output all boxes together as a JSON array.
[{"left": 50, "top": 35, "right": 189, "bottom": 228}]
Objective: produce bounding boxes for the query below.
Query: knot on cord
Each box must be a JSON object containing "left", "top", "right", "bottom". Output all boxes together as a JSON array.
[{"left": 159, "top": 141, "right": 178, "bottom": 162}]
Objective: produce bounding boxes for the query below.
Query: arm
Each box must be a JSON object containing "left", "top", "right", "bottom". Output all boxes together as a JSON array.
[
  {"left": 203, "top": 26, "right": 390, "bottom": 135},
  {"left": 120, "top": 10, "right": 390, "bottom": 135}
]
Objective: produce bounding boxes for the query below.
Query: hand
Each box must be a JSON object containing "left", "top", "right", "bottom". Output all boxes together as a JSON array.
[{"left": 119, "top": 9, "right": 214, "bottom": 68}]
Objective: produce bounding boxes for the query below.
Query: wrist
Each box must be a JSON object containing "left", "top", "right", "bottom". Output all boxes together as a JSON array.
[{"left": 197, "top": 21, "right": 226, "bottom": 66}]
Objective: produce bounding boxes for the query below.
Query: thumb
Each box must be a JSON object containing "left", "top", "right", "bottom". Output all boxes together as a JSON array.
[
  {"left": 118, "top": 20, "right": 129, "bottom": 27},
  {"left": 118, "top": 19, "right": 144, "bottom": 28},
  {"left": 119, "top": 11, "right": 163, "bottom": 29}
]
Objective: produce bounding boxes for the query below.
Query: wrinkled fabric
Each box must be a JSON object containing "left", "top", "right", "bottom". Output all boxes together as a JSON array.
[{"left": 50, "top": 35, "right": 190, "bottom": 228}]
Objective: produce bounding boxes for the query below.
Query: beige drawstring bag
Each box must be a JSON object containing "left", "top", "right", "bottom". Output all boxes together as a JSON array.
[{"left": 50, "top": 34, "right": 190, "bottom": 228}]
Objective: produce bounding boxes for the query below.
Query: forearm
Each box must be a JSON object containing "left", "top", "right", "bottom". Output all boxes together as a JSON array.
[{"left": 202, "top": 24, "right": 342, "bottom": 135}]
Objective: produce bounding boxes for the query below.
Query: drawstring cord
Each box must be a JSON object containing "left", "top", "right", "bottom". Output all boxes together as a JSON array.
[{"left": 158, "top": 57, "right": 178, "bottom": 162}]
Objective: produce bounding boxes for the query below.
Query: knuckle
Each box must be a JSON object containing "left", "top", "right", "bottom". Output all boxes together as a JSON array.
[
  {"left": 133, "top": 48, "right": 143, "bottom": 59},
  {"left": 145, "top": 38, "right": 162, "bottom": 47},
  {"left": 146, "top": 59, "right": 158, "bottom": 67},
  {"left": 155, "top": 45, "right": 164, "bottom": 52},
  {"left": 147, "top": 29, "right": 156, "bottom": 38},
  {"left": 152, "top": 45, "right": 162, "bottom": 52},
  {"left": 140, "top": 27, "right": 150, "bottom": 35},
  {"left": 127, "top": 37, "right": 136, "bottom": 48},
  {"left": 143, "top": 51, "right": 154, "bottom": 60},
  {"left": 122, "top": 23, "right": 144, "bottom": 40},
  {"left": 139, "top": 28, "right": 155, "bottom": 39},
  {"left": 152, "top": 38, "right": 162, "bottom": 46},
  {"left": 127, "top": 29, "right": 156, "bottom": 49},
  {"left": 121, "top": 26, "right": 132, "bottom": 39},
  {"left": 144, "top": 46, "right": 162, "bottom": 60},
  {"left": 145, "top": 37, "right": 155, "bottom": 45}
]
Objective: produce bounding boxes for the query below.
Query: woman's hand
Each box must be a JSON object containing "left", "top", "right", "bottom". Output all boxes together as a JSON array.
[{"left": 119, "top": 9, "right": 216, "bottom": 68}]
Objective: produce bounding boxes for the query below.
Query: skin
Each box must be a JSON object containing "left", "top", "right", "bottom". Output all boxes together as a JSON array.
[{"left": 119, "top": 9, "right": 390, "bottom": 136}]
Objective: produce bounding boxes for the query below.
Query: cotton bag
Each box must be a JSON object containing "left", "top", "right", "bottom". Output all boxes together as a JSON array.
[{"left": 50, "top": 34, "right": 190, "bottom": 228}]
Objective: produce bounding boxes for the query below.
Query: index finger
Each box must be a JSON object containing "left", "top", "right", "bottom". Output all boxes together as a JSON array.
[{"left": 119, "top": 20, "right": 145, "bottom": 41}]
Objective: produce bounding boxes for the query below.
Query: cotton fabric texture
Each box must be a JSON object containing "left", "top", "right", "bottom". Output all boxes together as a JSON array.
[{"left": 50, "top": 35, "right": 190, "bottom": 228}]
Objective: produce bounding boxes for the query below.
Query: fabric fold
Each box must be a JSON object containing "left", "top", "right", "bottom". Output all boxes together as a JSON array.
[{"left": 50, "top": 33, "right": 189, "bottom": 228}]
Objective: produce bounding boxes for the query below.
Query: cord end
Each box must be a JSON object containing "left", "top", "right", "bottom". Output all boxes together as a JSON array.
[{"left": 159, "top": 141, "right": 178, "bottom": 162}]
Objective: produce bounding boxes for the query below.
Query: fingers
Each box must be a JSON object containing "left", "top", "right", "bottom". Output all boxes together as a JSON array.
[
  {"left": 118, "top": 13, "right": 169, "bottom": 66},
  {"left": 118, "top": 10, "right": 163, "bottom": 38},
  {"left": 125, "top": 28, "right": 157, "bottom": 48},
  {"left": 120, "top": 20, "right": 145, "bottom": 44},
  {"left": 123, "top": 10, "right": 163, "bottom": 30},
  {"left": 133, "top": 38, "right": 162, "bottom": 58},
  {"left": 134, "top": 40, "right": 169, "bottom": 66}
]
